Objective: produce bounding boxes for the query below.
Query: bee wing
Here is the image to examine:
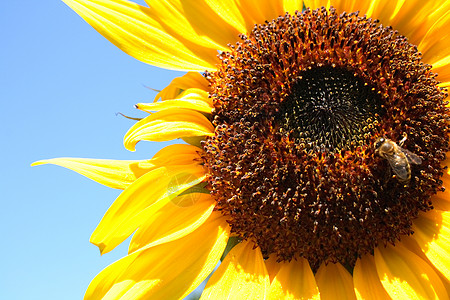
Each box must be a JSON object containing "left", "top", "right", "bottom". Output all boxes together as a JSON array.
[
  {"left": 386, "top": 153, "right": 410, "bottom": 181},
  {"left": 399, "top": 147, "right": 422, "bottom": 165}
]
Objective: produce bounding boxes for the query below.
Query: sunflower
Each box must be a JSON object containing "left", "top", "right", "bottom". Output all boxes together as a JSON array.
[{"left": 34, "top": 0, "right": 450, "bottom": 299}]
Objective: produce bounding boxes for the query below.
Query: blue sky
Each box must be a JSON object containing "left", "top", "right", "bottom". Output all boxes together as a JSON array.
[{"left": 1, "top": 1, "right": 196, "bottom": 299}]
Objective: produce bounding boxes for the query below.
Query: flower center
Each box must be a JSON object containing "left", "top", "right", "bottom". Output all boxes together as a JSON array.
[
  {"left": 277, "top": 66, "right": 383, "bottom": 151},
  {"left": 202, "top": 7, "right": 449, "bottom": 270}
]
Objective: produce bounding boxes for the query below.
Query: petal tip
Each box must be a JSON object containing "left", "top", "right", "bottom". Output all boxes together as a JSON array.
[
  {"left": 31, "top": 160, "right": 49, "bottom": 167},
  {"left": 125, "top": 144, "right": 137, "bottom": 152},
  {"left": 124, "top": 139, "right": 137, "bottom": 152},
  {"left": 92, "top": 241, "right": 107, "bottom": 255}
]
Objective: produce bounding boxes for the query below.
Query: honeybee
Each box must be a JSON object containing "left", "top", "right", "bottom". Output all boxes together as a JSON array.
[{"left": 374, "top": 136, "right": 422, "bottom": 182}]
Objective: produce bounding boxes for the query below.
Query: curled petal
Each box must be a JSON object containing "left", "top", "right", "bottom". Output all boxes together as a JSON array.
[
  {"left": 124, "top": 108, "right": 214, "bottom": 151},
  {"left": 154, "top": 72, "right": 210, "bottom": 101},
  {"left": 136, "top": 88, "right": 212, "bottom": 114}
]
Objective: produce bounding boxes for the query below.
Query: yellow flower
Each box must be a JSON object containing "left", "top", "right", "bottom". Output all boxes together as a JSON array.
[{"left": 34, "top": 0, "right": 450, "bottom": 299}]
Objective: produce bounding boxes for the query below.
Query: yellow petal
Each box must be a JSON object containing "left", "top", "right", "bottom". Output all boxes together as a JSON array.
[
  {"left": 265, "top": 255, "right": 282, "bottom": 282},
  {"left": 181, "top": 135, "right": 207, "bottom": 148},
  {"left": 418, "top": 10, "right": 450, "bottom": 89},
  {"left": 412, "top": 210, "right": 450, "bottom": 281},
  {"left": 305, "top": 0, "right": 424, "bottom": 46},
  {"left": 85, "top": 212, "right": 230, "bottom": 300},
  {"left": 365, "top": 0, "right": 405, "bottom": 22},
  {"left": 433, "top": 56, "right": 450, "bottom": 90},
  {"left": 315, "top": 262, "right": 357, "bottom": 300},
  {"left": 439, "top": 80, "right": 450, "bottom": 89},
  {"left": 128, "top": 193, "right": 215, "bottom": 253},
  {"left": 388, "top": 0, "right": 450, "bottom": 48},
  {"left": 203, "top": 0, "right": 293, "bottom": 36},
  {"left": 201, "top": 241, "right": 270, "bottom": 299},
  {"left": 144, "top": 0, "right": 240, "bottom": 51},
  {"left": 31, "top": 158, "right": 147, "bottom": 190},
  {"left": 374, "top": 243, "right": 449, "bottom": 300},
  {"left": 353, "top": 255, "right": 391, "bottom": 300},
  {"left": 154, "top": 72, "right": 210, "bottom": 101},
  {"left": 328, "top": 0, "right": 449, "bottom": 52},
  {"left": 136, "top": 98, "right": 212, "bottom": 114},
  {"left": 268, "top": 258, "right": 320, "bottom": 300},
  {"left": 315, "top": 0, "right": 375, "bottom": 16},
  {"left": 147, "top": 143, "right": 202, "bottom": 166},
  {"left": 433, "top": 193, "right": 450, "bottom": 211},
  {"left": 398, "top": 235, "right": 450, "bottom": 295},
  {"left": 62, "top": 0, "right": 218, "bottom": 71},
  {"left": 90, "top": 164, "right": 206, "bottom": 254},
  {"left": 283, "top": 0, "right": 304, "bottom": 14},
  {"left": 303, "top": 0, "right": 331, "bottom": 10},
  {"left": 136, "top": 89, "right": 212, "bottom": 114},
  {"left": 419, "top": 10, "right": 450, "bottom": 64},
  {"left": 301, "top": 0, "right": 412, "bottom": 51},
  {"left": 303, "top": 0, "right": 449, "bottom": 55},
  {"left": 239, "top": 0, "right": 285, "bottom": 27},
  {"left": 203, "top": 0, "right": 249, "bottom": 34},
  {"left": 123, "top": 108, "right": 214, "bottom": 151},
  {"left": 86, "top": 251, "right": 139, "bottom": 300},
  {"left": 32, "top": 143, "right": 202, "bottom": 191}
]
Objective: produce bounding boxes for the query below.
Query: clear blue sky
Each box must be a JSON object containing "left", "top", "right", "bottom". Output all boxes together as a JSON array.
[{"left": 1, "top": 1, "right": 190, "bottom": 299}]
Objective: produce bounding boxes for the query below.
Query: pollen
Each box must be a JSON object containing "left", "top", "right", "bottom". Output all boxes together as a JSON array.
[{"left": 202, "top": 7, "right": 449, "bottom": 270}]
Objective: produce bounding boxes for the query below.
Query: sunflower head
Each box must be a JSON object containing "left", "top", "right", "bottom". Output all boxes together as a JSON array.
[{"left": 203, "top": 7, "right": 449, "bottom": 269}]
